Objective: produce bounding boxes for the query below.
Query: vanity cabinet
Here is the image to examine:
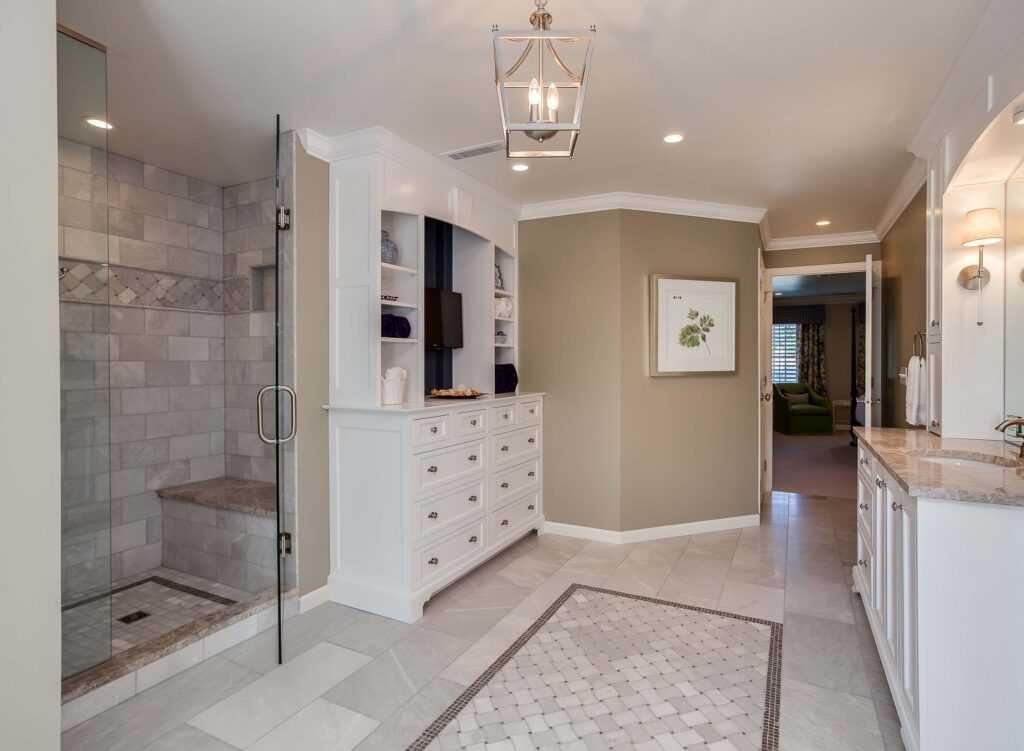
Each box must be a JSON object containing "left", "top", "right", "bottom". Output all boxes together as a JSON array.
[{"left": 327, "top": 394, "right": 544, "bottom": 622}]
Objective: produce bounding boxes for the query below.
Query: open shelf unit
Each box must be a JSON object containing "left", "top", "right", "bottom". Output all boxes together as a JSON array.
[
  {"left": 378, "top": 211, "right": 423, "bottom": 399},
  {"left": 494, "top": 245, "right": 517, "bottom": 369}
]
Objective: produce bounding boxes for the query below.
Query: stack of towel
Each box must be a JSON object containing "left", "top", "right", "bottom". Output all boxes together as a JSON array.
[
  {"left": 905, "top": 355, "right": 928, "bottom": 426},
  {"left": 381, "top": 314, "right": 412, "bottom": 339}
]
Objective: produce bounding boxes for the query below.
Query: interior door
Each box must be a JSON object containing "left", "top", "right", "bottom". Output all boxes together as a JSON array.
[
  {"left": 863, "top": 254, "right": 883, "bottom": 426},
  {"left": 758, "top": 254, "right": 773, "bottom": 495}
]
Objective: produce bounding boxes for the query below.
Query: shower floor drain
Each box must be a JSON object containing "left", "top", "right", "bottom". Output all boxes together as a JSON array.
[{"left": 117, "top": 610, "right": 150, "bottom": 624}]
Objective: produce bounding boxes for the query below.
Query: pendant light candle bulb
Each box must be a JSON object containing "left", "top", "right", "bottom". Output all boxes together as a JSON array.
[
  {"left": 546, "top": 83, "right": 559, "bottom": 114},
  {"left": 528, "top": 78, "right": 542, "bottom": 106}
]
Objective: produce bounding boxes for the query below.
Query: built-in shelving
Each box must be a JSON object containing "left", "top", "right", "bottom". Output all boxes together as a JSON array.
[
  {"left": 380, "top": 299, "right": 418, "bottom": 309},
  {"left": 494, "top": 288, "right": 513, "bottom": 298},
  {"left": 381, "top": 262, "right": 418, "bottom": 275},
  {"left": 382, "top": 337, "right": 418, "bottom": 344}
]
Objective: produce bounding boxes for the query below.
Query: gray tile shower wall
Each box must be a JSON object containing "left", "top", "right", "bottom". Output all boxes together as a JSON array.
[
  {"left": 223, "top": 178, "right": 278, "bottom": 484},
  {"left": 59, "top": 138, "right": 228, "bottom": 586}
]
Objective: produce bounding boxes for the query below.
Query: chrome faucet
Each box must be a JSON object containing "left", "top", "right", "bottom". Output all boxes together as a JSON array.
[{"left": 994, "top": 418, "right": 1024, "bottom": 459}]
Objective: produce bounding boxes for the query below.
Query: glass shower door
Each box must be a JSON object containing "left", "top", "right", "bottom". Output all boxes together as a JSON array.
[{"left": 58, "top": 28, "right": 113, "bottom": 679}]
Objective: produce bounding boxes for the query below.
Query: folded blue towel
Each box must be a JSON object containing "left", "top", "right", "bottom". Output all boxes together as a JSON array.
[{"left": 381, "top": 314, "right": 397, "bottom": 338}]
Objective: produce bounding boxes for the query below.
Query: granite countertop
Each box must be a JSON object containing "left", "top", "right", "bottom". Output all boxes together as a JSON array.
[
  {"left": 157, "top": 476, "right": 277, "bottom": 517},
  {"left": 854, "top": 427, "right": 1024, "bottom": 507},
  {"left": 324, "top": 391, "right": 545, "bottom": 414}
]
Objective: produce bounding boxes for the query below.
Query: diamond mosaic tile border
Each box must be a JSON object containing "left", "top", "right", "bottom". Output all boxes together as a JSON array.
[
  {"left": 409, "top": 584, "right": 783, "bottom": 751},
  {"left": 59, "top": 258, "right": 225, "bottom": 312}
]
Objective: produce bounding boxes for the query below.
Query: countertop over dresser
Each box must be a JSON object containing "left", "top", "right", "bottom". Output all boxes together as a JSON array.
[{"left": 853, "top": 426, "right": 1024, "bottom": 506}]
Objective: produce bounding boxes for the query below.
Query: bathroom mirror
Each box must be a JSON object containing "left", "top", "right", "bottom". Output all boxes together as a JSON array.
[{"left": 1005, "top": 169, "right": 1024, "bottom": 447}]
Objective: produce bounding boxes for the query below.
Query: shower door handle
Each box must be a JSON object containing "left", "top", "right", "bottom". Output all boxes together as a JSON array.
[{"left": 257, "top": 384, "right": 298, "bottom": 445}]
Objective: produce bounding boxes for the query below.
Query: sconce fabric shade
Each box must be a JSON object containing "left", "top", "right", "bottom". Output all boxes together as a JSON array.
[{"left": 962, "top": 208, "right": 1003, "bottom": 247}]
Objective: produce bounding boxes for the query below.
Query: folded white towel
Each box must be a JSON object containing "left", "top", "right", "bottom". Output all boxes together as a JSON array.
[{"left": 905, "top": 355, "right": 928, "bottom": 426}]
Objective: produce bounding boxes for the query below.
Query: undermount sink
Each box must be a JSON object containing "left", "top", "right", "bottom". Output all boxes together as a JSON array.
[{"left": 915, "top": 452, "right": 1019, "bottom": 470}]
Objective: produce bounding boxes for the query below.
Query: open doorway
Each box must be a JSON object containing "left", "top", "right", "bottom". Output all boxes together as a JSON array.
[{"left": 760, "top": 261, "right": 878, "bottom": 499}]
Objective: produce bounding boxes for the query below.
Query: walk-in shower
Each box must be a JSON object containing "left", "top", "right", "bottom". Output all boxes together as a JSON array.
[{"left": 58, "top": 26, "right": 297, "bottom": 709}]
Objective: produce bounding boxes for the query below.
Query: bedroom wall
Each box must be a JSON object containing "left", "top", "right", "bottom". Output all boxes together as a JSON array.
[{"left": 519, "top": 209, "right": 760, "bottom": 533}]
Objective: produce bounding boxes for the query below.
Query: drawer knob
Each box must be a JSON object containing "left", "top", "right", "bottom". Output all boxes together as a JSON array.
[
  {"left": 859, "top": 503, "right": 869, "bottom": 510},
  {"left": 859, "top": 458, "right": 869, "bottom": 466},
  {"left": 891, "top": 501, "right": 903, "bottom": 511},
  {"left": 503, "top": 413, "right": 509, "bottom": 420},
  {"left": 468, "top": 535, "right": 478, "bottom": 543},
  {"left": 930, "top": 319, "right": 939, "bottom": 327},
  {"left": 858, "top": 559, "right": 867, "bottom": 567},
  {"left": 428, "top": 465, "right": 438, "bottom": 473},
  {"left": 468, "top": 454, "right": 478, "bottom": 462},
  {"left": 430, "top": 426, "right": 438, "bottom": 434},
  {"left": 468, "top": 495, "right": 478, "bottom": 502},
  {"left": 528, "top": 504, "right": 535, "bottom": 510},
  {"left": 528, "top": 438, "right": 535, "bottom": 444},
  {"left": 527, "top": 471, "right": 535, "bottom": 477},
  {"left": 529, "top": 408, "right": 535, "bottom": 414},
  {"left": 501, "top": 482, "right": 509, "bottom": 488},
  {"left": 470, "top": 419, "right": 477, "bottom": 426},
  {"left": 930, "top": 420, "right": 939, "bottom": 427},
  {"left": 501, "top": 445, "right": 509, "bottom": 452},
  {"left": 875, "top": 478, "right": 883, "bottom": 488},
  {"left": 428, "top": 557, "right": 439, "bottom": 566},
  {"left": 428, "top": 511, "right": 439, "bottom": 519},
  {"left": 500, "top": 519, "right": 509, "bottom": 526}
]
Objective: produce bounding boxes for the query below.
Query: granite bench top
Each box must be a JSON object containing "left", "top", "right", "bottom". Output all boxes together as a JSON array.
[
  {"left": 854, "top": 427, "right": 1024, "bottom": 507},
  {"left": 157, "top": 476, "right": 277, "bottom": 517}
]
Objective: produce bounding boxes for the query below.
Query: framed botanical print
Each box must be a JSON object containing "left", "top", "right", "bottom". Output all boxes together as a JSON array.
[{"left": 649, "top": 275, "right": 737, "bottom": 376}]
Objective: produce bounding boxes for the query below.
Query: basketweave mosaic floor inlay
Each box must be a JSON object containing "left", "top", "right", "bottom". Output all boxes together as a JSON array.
[{"left": 409, "top": 584, "right": 783, "bottom": 751}]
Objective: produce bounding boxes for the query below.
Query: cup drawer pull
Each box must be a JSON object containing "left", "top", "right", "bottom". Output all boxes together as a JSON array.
[
  {"left": 501, "top": 482, "right": 509, "bottom": 488},
  {"left": 468, "top": 495, "right": 478, "bottom": 502},
  {"left": 430, "top": 426, "right": 438, "bottom": 434},
  {"left": 503, "top": 413, "right": 510, "bottom": 420},
  {"left": 529, "top": 408, "right": 535, "bottom": 414},
  {"left": 428, "top": 557, "right": 439, "bottom": 566},
  {"left": 501, "top": 445, "right": 509, "bottom": 452},
  {"left": 427, "top": 511, "right": 439, "bottom": 519},
  {"left": 500, "top": 519, "right": 509, "bottom": 526},
  {"left": 468, "top": 535, "right": 478, "bottom": 543},
  {"left": 468, "top": 454, "right": 478, "bottom": 462},
  {"left": 427, "top": 466, "right": 438, "bottom": 473},
  {"left": 470, "top": 419, "right": 478, "bottom": 426},
  {"left": 528, "top": 438, "right": 536, "bottom": 444},
  {"left": 528, "top": 504, "right": 535, "bottom": 510},
  {"left": 859, "top": 503, "right": 869, "bottom": 511}
]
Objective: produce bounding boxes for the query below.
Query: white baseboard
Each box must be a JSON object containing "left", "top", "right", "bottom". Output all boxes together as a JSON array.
[
  {"left": 298, "top": 585, "right": 330, "bottom": 614},
  {"left": 542, "top": 514, "right": 760, "bottom": 544}
]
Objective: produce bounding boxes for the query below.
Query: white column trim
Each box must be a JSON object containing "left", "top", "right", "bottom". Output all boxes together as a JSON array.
[
  {"left": 542, "top": 514, "right": 760, "bottom": 544},
  {"left": 765, "top": 231, "right": 879, "bottom": 251},
  {"left": 874, "top": 159, "right": 927, "bottom": 241},
  {"left": 518, "top": 191, "right": 766, "bottom": 224}
]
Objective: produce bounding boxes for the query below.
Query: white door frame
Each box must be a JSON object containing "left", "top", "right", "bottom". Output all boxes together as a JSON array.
[{"left": 760, "top": 260, "right": 869, "bottom": 492}]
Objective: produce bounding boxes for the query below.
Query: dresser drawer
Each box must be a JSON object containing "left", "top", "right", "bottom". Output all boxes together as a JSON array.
[
  {"left": 455, "top": 409, "right": 487, "bottom": 438},
  {"left": 490, "top": 493, "right": 540, "bottom": 544},
  {"left": 492, "top": 425, "right": 540, "bottom": 466},
  {"left": 413, "top": 439, "right": 486, "bottom": 496},
  {"left": 491, "top": 404, "right": 517, "bottom": 430},
  {"left": 517, "top": 400, "right": 542, "bottom": 424},
  {"left": 493, "top": 459, "right": 540, "bottom": 507},
  {"left": 414, "top": 480, "right": 486, "bottom": 542},
  {"left": 415, "top": 519, "right": 486, "bottom": 587},
  {"left": 412, "top": 414, "right": 452, "bottom": 450}
]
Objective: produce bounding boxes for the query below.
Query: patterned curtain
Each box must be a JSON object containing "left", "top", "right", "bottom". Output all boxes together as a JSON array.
[
  {"left": 798, "top": 323, "right": 827, "bottom": 395},
  {"left": 855, "top": 319, "right": 866, "bottom": 396}
]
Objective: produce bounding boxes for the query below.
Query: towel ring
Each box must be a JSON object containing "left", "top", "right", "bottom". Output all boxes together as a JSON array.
[{"left": 912, "top": 331, "right": 925, "bottom": 358}]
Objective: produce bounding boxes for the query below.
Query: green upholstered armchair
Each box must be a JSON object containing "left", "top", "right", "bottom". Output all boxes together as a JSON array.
[{"left": 773, "top": 383, "right": 832, "bottom": 435}]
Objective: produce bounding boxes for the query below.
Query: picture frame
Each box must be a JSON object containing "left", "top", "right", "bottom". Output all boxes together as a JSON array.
[{"left": 649, "top": 274, "right": 737, "bottom": 376}]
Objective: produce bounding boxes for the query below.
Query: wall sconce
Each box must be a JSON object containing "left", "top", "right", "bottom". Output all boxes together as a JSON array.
[{"left": 960, "top": 207, "right": 1003, "bottom": 326}]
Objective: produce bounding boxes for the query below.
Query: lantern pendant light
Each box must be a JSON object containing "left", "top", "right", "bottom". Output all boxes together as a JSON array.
[{"left": 493, "top": 0, "right": 595, "bottom": 158}]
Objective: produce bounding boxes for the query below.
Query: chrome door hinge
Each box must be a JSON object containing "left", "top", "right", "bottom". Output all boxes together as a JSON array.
[
  {"left": 278, "top": 531, "right": 292, "bottom": 557},
  {"left": 762, "top": 460, "right": 767, "bottom": 471},
  {"left": 277, "top": 207, "right": 291, "bottom": 231}
]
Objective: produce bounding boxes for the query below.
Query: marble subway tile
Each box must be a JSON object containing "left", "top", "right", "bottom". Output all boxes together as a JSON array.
[
  {"left": 119, "top": 183, "right": 168, "bottom": 218},
  {"left": 144, "top": 164, "right": 189, "bottom": 198},
  {"left": 107, "top": 153, "right": 145, "bottom": 186}
]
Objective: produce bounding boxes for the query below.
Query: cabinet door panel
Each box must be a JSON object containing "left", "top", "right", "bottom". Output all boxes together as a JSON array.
[
  {"left": 898, "top": 496, "right": 919, "bottom": 722},
  {"left": 880, "top": 473, "right": 899, "bottom": 667}
]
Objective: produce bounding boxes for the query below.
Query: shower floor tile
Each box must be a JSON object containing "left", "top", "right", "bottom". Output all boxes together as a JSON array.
[{"left": 62, "top": 567, "right": 252, "bottom": 678}]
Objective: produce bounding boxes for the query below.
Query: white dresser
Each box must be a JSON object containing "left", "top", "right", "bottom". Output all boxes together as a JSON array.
[{"left": 327, "top": 393, "right": 544, "bottom": 622}]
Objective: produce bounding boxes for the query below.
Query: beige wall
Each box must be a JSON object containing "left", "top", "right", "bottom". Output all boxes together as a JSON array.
[
  {"left": 294, "top": 145, "right": 331, "bottom": 594},
  {"left": 880, "top": 187, "right": 927, "bottom": 428},
  {"left": 520, "top": 210, "right": 760, "bottom": 532},
  {"left": 519, "top": 212, "right": 622, "bottom": 530},
  {"left": 764, "top": 242, "right": 879, "bottom": 269},
  {"left": 618, "top": 212, "right": 760, "bottom": 529},
  {"left": 0, "top": 3, "right": 60, "bottom": 747}
]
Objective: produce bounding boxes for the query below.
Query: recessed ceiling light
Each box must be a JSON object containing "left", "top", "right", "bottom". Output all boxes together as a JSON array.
[
  {"left": 1014, "top": 104, "right": 1024, "bottom": 125},
  {"left": 663, "top": 133, "right": 684, "bottom": 144},
  {"left": 511, "top": 163, "right": 529, "bottom": 172},
  {"left": 816, "top": 219, "right": 831, "bottom": 226},
  {"left": 84, "top": 116, "right": 114, "bottom": 130}
]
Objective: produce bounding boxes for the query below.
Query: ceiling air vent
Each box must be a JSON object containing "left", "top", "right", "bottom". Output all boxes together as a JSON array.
[{"left": 443, "top": 141, "right": 505, "bottom": 161}]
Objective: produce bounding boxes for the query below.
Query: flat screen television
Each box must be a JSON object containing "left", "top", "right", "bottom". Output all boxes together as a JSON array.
[{"left": 424, "top": 287, "right": 463, "bottom": 349}]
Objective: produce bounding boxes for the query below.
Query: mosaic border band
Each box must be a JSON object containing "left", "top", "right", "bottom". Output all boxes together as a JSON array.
[
  {"left": 62, "top": 575, "right": 238, "bottom": 613},
  {"left": 406, "top": 583, "right": 783, "bottom": 751}
]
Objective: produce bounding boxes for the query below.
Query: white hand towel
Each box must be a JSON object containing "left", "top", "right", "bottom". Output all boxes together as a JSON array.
[
  {"left": 915, "top": 356, "right": 928, "bottom": 426},
  {"left": 905, "top": 355, "right": 927, "bottom": 426}
]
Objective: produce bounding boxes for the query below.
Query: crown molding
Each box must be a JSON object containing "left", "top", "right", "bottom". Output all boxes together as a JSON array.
[
  {"left": 296, "top": 127, "right": 521, "bottom": 220},
  {"left": 874, "top": 159, "right": 927, "bottom": 241},
  {"left": 757, "top": 213, "right": 772, "bottom": 251},
  {"left": 518, "top": 191, "right": 766, "bottom": 224},
  {"left": 765, "top": 231, "right": 879, "bottom": 251}
]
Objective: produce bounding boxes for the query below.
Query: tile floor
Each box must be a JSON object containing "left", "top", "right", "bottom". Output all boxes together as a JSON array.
[
  {"left": 63, "top": 567, "right": 253, "bottom": 678},
  {"left": 62, "top": 492, "right": 903, "bottom": 751}
]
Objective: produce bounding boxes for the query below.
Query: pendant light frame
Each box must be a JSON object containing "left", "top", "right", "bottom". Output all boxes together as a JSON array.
[{"left": 492, "top": 4, "right": 595, "bottom": 159}]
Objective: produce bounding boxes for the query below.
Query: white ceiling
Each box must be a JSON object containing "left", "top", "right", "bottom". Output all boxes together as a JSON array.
[{"left": 57, "top": 0, "right": 990, "bottom": 237}]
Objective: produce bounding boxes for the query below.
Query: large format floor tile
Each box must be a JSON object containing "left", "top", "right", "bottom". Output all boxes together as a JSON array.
[{"left": 63, "top": 490, "right": 902, "bottom": 751}]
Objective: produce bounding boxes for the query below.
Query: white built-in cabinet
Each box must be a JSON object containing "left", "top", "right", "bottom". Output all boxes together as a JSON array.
[
  {"left": 314, "top": 128, "right": 541, "bottom": 621},
  {"left": 854, "top": 439, "right": 1024, "bottom": 751}
]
